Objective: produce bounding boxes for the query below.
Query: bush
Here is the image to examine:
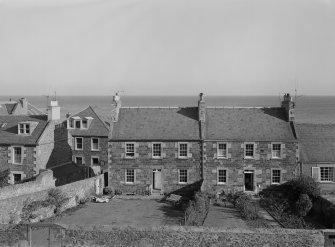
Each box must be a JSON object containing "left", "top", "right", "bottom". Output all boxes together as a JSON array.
[
  {"left": 228, "top": 192, "right": 258, "bottom": 220},
  {"left": 286, "top": 176, "right": 320, "bottom": 201},
  {"left": 47, "top": 188, "right": 67, "bottom": 208},
  {"left": 0, "top": 169, "right": 10, "bottom": 188},
  {"left": 185, "top": 192, "right": 210, "bottom": 226},
  {"left": 295, "top": 193, "right": 312, "bottom": 217},
  {"left": 103, "top": 187, "right": 114, "bottom": 196}
]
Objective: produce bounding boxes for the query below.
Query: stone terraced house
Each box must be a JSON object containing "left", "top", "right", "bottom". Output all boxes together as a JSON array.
[
  {"left": 0, "top": 98, "right": 60, "bottom": 184},
  {"left": 65, "top": 106, "right": 109, "bottom": 182},
  {"left": 108, "top": 93, "right": 299, "bottom": 195},
  {"left": 296, "top": 124, "right": 335, "bottom": 192}
]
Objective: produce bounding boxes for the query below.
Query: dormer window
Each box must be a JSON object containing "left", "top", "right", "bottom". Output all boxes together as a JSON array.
[
  {"left": 82, "top": 120, "right": 88, "bottom": 128},
  {"left": 18, "top": 123, "right": 30, "bottom": 134},
  {"left": 75, "top": 120, "right": 81, "bottom": 129},
  {"left": 68, "top": 119, "right": 74, "bottom": 128}
]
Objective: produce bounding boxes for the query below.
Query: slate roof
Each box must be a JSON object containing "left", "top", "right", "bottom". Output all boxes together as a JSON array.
[
  {"left": 67, "top": 106, "right": 109, "bottom": 137},
  {"left": 205, "top": 107, "right": 296, "bottom": 141},
  {"left": 0, "top": 115, "right": 49, "bottom": 145},
  {"left": 111, "top": 107, "right": 200, "bottom": 140},
  {"left": 0, "top": 100, "right": 44, "bottom": 115},
  {"left": 296, "top": 123, "right": 335, "bottom": 163}
]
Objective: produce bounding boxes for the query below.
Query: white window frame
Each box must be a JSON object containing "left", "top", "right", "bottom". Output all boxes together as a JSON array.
[
  {"left": 178, "top": 169, "right": 188, "bottom": 184},
  {"left": 178, "top": 142, "right": 188, "bottom": 159},
  {"left": 125, "top": 142, "right": 135, "bottom": 159},
  {"left": 18, "top": 123, "right": 30, "bottom": 134},
  {"left": 271, "top": 169, "right": 282, "bottom": 184},
  {"left": 74, "top": 156, "right": 84, "bottom": 165},
  {"left": 217, "top": 142, "right": 228, "bottom": 159},
  {"left": 82, "top": 119, "right": 88, "bottom": 129},
  {"left": 217, "top": 168, "right": 227, "bottom": 185},
  {"left": 75, "top": 137, "right": 83, "bottom": 150},
  {"left": 271, "top": 143, "right": 282, "bottom": 159},
  {"left": 9, "top": 171, "right": 26, "bottom": 185},
  {"left": 152, "top": 142, "right": 162, "bottom": 159},
  {"left": 244, "top": 142, "right": 255, "bottom": 159},
  {"left": 125, "top": 169, "right": 135, "bottom": 184},
  {"left": 13, "top": 173, "right": 22, "bottom": 184},
  {"left": 91, "top": 156, "right": 100, "bottom": 166},
  {"left": 91, "top": 138, "right": 99, "bottom": 151},
  {"left": 12, "top": 146, "right": 23, "bottom": 164},
  {"left": 320, "top": 167, "right": 335, "bottom": 182}
]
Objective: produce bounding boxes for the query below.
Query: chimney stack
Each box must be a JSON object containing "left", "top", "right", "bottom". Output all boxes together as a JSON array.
[
  {"left": 281, "top": 93, "right": 295, "bottom": 122},
  {"left": 47, "top": 100, "right": 60, "bottom": 121},
  {"left": 198, "top": 93, "right": 206, "bottom": 139},
  {"left": 111, "top": 93, "right": 121, "bottom": 122}
]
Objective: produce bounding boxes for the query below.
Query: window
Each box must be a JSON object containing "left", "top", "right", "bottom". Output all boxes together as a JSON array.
[
  {"left": 18, "top": 123, "right": 30, "bottom": 134},
  {"left": 75, "top": 120, "right": 81, "bottom": 129},
  {"left": 75, "top": 156, "right": 83, "bottom": 165},
  {"left": 125, "top": 143, "right": 135, "bottom": 158},
  {"left": 217, "top": 143, "right": 227, "bottom": 158},
  {"left": 244, "top": 143, "right": 254, "bottom": 158},
  {"left": 91, "top": 157, "right": 99, "bottom": 166},
  {"left": 217, "top": 169, "right": 227, "bottom": 184},
  {"left": 152, "top": 143, "right": 162, "bottom": 158},
  {"left": 82, "top": 120, "right": 88, "bottom": 128},
  {"left": 13, "top": 173, "right": 22, "bottom": 184},
  {"left": 179, "top": 143, "right": 188, "bottom": 158},
  {"left": 75, "top": 137, "right": 83, "bottom": 150},
  {"left": 126, "top": 169, "right": 135, "bottom": 183},
  {"left": 13, "top": 147, "right": 22, "bottom": 164},
  {"left": 272, "top": 144, "right": 281, "bottom": 158},
  {"left": 320, "top": 167, "right": 334, "bottom": 182},
  {"left": 179, "top": 169, "right": 188, "bottom": 183},
  {"left": 271, "top": 169, "right": 281, "bottom": 184},
  {"left": 69, "top": 119, "right": 74, "bottom": 128},
  {"left": 91, "top": 138, "right": 99, "bottom": 151}
]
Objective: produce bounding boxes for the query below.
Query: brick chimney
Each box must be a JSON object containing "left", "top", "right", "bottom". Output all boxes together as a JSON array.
[
  {"left": 281, "top": 93, "right": 295, "bottom": 122},
  {"left": 47, "top": 100, "right": 60, "bottom": 121},
  {"left": 111, "top": 93, "right": 121, "bottom": 122},
  {"left": 198, "top": 93, "right": 206, "bottom": 139}
]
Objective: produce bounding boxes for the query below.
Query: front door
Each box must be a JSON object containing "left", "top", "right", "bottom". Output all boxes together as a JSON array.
[
  {"left": 244, "top": 171, "right": 254, "bottom": 191},
  {"left": 153, "top": 169, "right": 162, "bottom": 190}
]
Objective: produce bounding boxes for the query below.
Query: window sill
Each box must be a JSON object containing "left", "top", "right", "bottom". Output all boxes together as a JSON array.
[
  {"left": 244, "top": 157, "right": 254, "bottom": 160},
  {"left": 271, "top": 157, "right": 282, "bottom": 160},
  {"left": 217, "top": 157, "right": 228, "bottom": 159},
  {"left": 178, "top": 182, "right": 188, "bottom": 185},
  {"left": 319, "top": 181, "right": 335, "bottom": 183},
  {"left": 74, "top": 148, "right": 83, "bottom": 151},
  {"left": 91, "top": 149, "right": 100, "bottom": 152},
  {"left": 178, "top": 157, "right": 189, "bottom": 159},
  {"left": 271, "top": 182, "right": 281, "bottom": 185},
  {"left": 125, "top": 182, "right": 135, "bottom": 185},
  {"left": 152, "top": 157, "right": 162, "bottom": 159},
  {"left": 124, "top": 157, "right": 135, "bottom": 159},
  {"left": 217, "top": 182, "right": 227, "bottom": 185}
]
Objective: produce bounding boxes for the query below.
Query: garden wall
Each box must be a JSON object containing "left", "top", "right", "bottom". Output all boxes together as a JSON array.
[
  {"left": 0, "top": 170, "right": 55, "bottom": 201},
  {"left": 0, "top": 175, "right": 103, "bottom": 224},
  {"left": 0, "top": 224, "right": 324, "bottom": 247}
]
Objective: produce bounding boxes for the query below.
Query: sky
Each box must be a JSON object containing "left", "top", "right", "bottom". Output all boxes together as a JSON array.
[{"left": 0, "top": 0, "right": 335, "bottom": 96}]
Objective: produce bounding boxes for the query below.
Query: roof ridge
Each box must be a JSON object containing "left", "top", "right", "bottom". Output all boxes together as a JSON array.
[
  {"left": 121, "top": 106, "right": 192, "bottom": 109},
  {"left": 206, "top": 106, "right": 280, "bottom": 109}
]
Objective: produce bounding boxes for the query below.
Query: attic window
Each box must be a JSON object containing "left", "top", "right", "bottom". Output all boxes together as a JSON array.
[
  {"left": 75, "top": 120, "right": 81, "bottom": 129},
  {"left": 18, "top": 123, "right": 30, "bottom": 134},
  {"left": 82, "top": 120, "right": 88, "bottom": 128}
]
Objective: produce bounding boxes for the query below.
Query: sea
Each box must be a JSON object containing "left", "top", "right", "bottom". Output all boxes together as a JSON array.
[{"left": 1, "top": 95, "right": 335, "bottom": 124}]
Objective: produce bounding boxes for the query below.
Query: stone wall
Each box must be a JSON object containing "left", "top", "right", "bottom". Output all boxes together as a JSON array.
[
  {"left": 0, "top": 170, "right": 55, "bottom": 201},
  {"left": 0, "top": 145, "right": 37, "bottom": 180},
  {"left": 35, "top": 121, "right": 55, "bottom": 173},
  {"left": 46, "top": 125, "right": 72, "bottom": 168},
  {"left": 0, "top": 175, "right": 103, "bottom": 224},
  {"left": 71, "top": 136, "right": 108, "bottom": 172},
  {"left": 49, "top": 225, "right": 323, "bottom": 247},
  {"left": 109, "top": 141, "right": 202, "bottom": 194},
  {"left": 202, "top": 141, "right": 299, "bottom": 193}
]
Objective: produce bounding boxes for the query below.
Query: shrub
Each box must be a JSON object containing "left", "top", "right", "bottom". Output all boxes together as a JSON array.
[
  {"left": 0, "top": 169, "right": 10, "bottom": 188},
  {"left": 295, "top": 193, "right": 312, "bottom": 217},
  {"left": 47, "top": 188, "right": 67, "bottom": 208},
  {"left": 185, "top": 192, "right": 210, "bottom": 226},
  {"left": 286, "top": 176, "right": 321, "bottom": 201},
  {"left": 228, "top": 192, "right": 259, "bottom": 220},
  {"left": 103, "top": 187, "right": 114, "bottom": 196}
]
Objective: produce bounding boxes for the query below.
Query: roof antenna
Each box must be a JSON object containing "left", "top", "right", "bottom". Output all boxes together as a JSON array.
[{"left": 294, "top": 79, "right": 303, "bottom": 107}]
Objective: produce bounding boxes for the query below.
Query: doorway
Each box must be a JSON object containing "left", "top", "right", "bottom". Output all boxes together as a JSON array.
[
  {"left": 104, "top": 172, "right": 108, "bottom": 187},
  {"left": 152, "top": 169, "right": 162, "bottom": 190},
  {"left": 244, "top": 171, "right": 254, "bottom": 191}
]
